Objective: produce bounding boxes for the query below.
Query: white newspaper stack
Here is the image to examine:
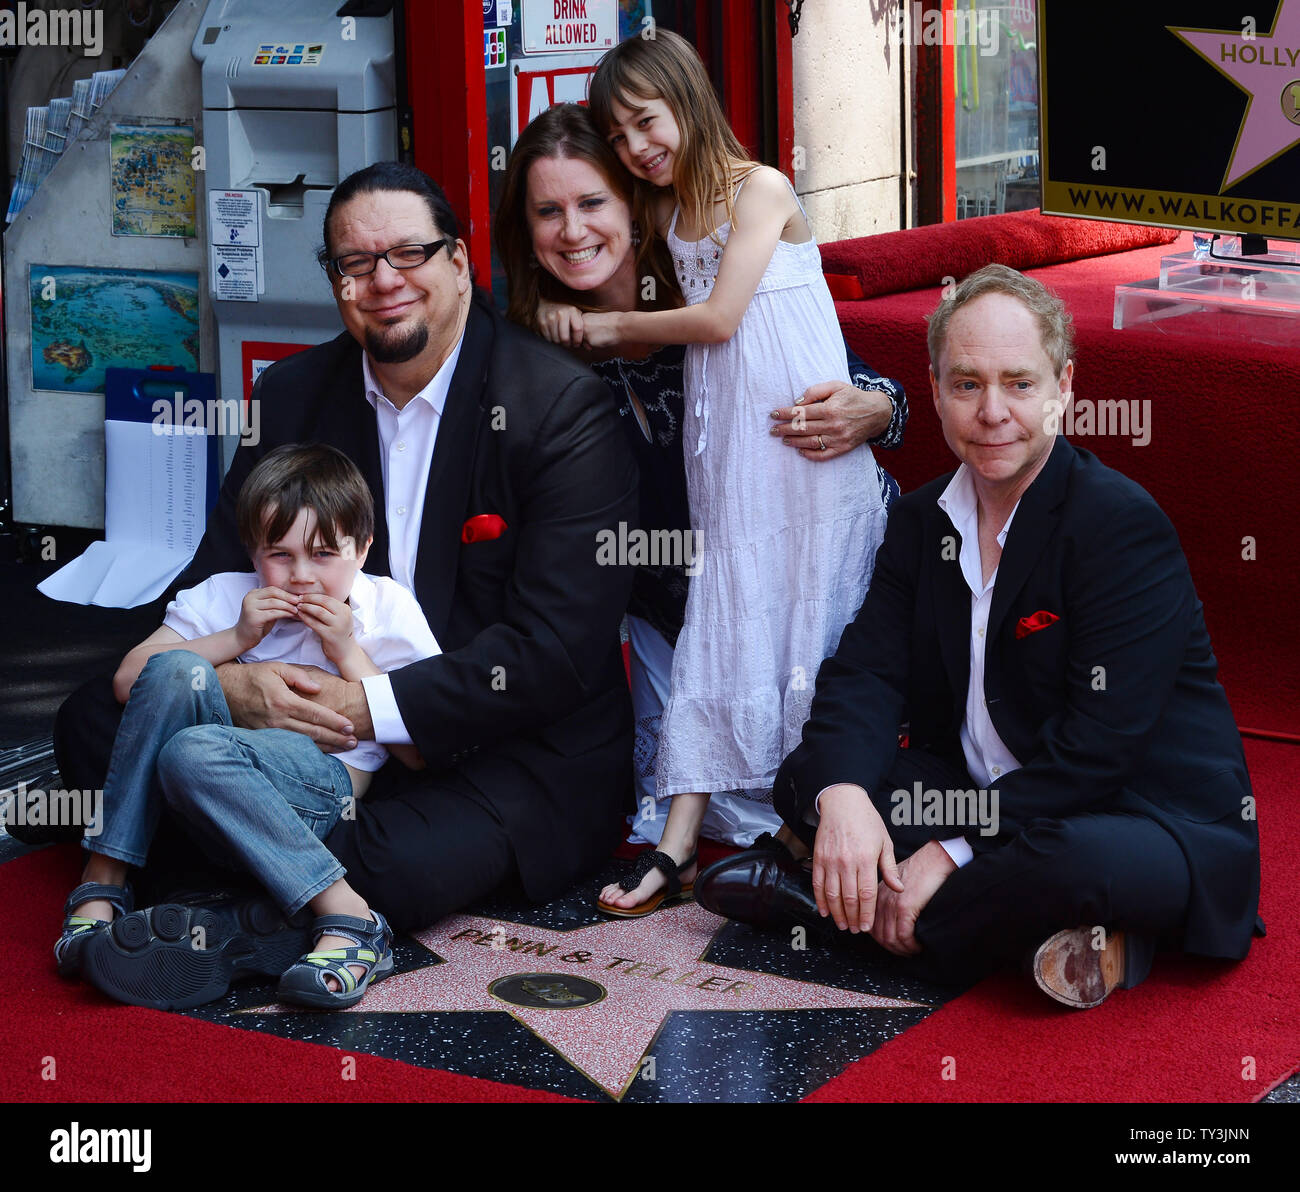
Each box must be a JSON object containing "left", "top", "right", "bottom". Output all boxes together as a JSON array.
[{"left": 38, "top": 420, "right": 209, "bottom": 609}]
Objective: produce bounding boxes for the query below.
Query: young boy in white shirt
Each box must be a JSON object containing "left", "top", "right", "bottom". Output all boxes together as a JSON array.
[{"left": 56, "top": 443, "right": 438, "bottom": 1011}]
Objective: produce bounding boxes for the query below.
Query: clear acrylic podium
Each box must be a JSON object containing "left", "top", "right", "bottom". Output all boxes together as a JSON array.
[{"left": 1114, "top": 237, "right": 1300, "bottom": 347}]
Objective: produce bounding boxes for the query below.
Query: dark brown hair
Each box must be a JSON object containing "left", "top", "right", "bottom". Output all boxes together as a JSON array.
[
  {"left": 236, "top": 444, "right": 374, "bottom": 558},
  {"left": 495, "top": 102, "right": 678, "bottom": 331},
  {"left": 318, "top": 161, "right": 459, "bottom": 270}
]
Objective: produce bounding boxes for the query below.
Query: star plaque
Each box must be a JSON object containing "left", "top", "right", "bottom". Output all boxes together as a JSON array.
[
  {"left": 249, "top": 901, "right": 926, "bottom": 1099},
  {"left": 1171, "top": 1, "right": 1300, "bottom": 189}
]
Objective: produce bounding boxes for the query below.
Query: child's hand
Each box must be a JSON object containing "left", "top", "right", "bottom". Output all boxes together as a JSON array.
[
  {"left": 295, "top": 593, "right": 358, "bottom": 667},
  {"left": 576, "top": 312, "right": 622, "bottom": 350},
  {"left": 538, "top": 301, "right": 585, "bottom": 347},
  {"left": 236, "top": 587, "right": 300, "bottom": 651}
]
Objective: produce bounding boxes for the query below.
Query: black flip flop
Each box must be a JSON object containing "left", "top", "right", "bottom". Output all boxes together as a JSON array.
[{"left": 597, "top": 849, "right": 698, "bottom": 918}]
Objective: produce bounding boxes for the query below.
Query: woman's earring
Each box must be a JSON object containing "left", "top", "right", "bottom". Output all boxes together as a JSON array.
[
  {"left": 630, "top": 221, "right": 642, "bottom": 248},
  {"left": 528, "top": 250, "right": 538, "bottom": 270}
]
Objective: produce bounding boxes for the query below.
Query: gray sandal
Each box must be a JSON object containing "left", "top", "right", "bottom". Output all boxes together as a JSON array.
[
  {"left": 55, "top": 880, "right": 133, "bottom": 978},
  {"left": 276, "top": 910, "right": 394, "bottom": 1010}
]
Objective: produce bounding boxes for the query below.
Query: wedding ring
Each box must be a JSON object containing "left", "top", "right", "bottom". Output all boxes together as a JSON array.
[{"left": 818, "top": 435, "right": 827, "bottom": 450}]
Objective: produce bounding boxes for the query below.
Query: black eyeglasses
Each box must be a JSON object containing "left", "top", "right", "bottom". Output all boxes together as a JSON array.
[{"left": 327, "top": 238, "right": 452, "bottom": 278}]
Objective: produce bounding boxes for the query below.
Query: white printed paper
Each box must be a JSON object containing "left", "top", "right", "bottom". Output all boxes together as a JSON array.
[{"left": 38, "top": 420, "right": 208, "bottom": 608}]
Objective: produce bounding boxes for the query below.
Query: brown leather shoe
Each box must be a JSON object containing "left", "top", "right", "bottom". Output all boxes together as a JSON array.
[{"left": 1032, "top": 926, "right": 1127, "bottom": 1009}]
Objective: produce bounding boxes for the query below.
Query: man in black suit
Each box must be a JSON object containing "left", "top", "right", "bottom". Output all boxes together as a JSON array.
[
  {"left": 54, "top": 163, "right": 637, "bottom": 997},
  {"left": 697, "top": 264, "right": 1262, "bottom": 1008}
]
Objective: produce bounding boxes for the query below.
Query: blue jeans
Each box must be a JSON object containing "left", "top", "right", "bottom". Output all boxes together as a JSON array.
[{"left": 90, "top": 651, "right": 353, "bottom": 916}]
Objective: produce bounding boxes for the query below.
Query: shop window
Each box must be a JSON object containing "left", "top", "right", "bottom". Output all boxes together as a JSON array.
[{"left": 953, "top": 0, "right": 1039, "bottom": 218}]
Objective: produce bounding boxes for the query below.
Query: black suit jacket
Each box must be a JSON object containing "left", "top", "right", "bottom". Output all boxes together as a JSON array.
[
  {"left": 781, "top": 435, "right": 1261, "bottom": 959},
  {"left": 177, "top": 289, "right": 638, "bottom": 900}
]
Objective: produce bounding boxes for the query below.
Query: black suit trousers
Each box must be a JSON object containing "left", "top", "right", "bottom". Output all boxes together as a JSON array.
[
  {"left": 774, "top": 748, "right": 1191, "bottom": 985},
  {"left": 55, "top": 673, "right": 518, "bottom": 932}
]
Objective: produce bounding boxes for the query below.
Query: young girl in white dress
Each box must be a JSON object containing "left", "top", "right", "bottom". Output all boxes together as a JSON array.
[{"left": 561, "top": 31, "right": 889, "bottom": 914}]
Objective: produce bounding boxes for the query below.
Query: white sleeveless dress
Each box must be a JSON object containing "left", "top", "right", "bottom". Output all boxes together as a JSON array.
[{"left": 654, "top": 176, "right": 889, "bottom": 799}]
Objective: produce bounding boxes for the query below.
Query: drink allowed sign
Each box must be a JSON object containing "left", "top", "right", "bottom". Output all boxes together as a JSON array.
[{"left": 520, "top": 0, "right": 616, "bottom": 55}]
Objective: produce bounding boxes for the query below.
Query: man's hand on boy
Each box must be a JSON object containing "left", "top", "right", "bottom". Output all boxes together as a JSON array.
[
  {"left": 216, "top": 661, "right": 362, "bottom": 752},
  {"left": 294, "top": 592, "right": 362, "bottom": 670},
  {"left": 235, "top": 586, "right": 301, "bottom": 652}
]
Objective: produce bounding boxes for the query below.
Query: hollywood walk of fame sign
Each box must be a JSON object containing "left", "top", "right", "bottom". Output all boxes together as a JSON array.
[
  {"left": 1038, "top": 0, "right": 1300, "bottom": 239},
  {"left": 249, "top": 902, "right": 926, "bottom": 1100}
]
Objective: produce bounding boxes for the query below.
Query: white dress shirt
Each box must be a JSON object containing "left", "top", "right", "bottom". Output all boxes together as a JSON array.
[
  {"left": 163, "top": 570, "right": 440, "bottom": 771},
  {"left": 356, "top": 337, "right": 464, "bottom": 745},
  {"left": 812, "top": 464, "right": 1024, "bottom": 866},
  {"left": 934, "top": 463, "right": 1024, "bottom": 865}
]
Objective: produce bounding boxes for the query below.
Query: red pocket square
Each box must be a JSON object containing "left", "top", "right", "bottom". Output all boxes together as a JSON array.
[
  {"left": 1016, "top": 610, "right": 1060, "bottom": 640},
  {"left": 461, "top": 513, "right": 508, "bottom": 544}
]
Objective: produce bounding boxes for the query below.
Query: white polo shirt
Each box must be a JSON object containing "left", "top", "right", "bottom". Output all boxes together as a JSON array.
[{"left": 163, "top": 570, "right": 440, "bottom": 772}]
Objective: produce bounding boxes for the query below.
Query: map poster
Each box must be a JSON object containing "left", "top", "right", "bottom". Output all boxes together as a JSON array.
[
  {"left": 110, "top": 123, "right": 197, "bottom": 238},
  {"left": 1039, "top": 0, "right": 1300, "bottom": 239},
  {"left": 30, "top": 266, "right": 200, "bottom": 394}
]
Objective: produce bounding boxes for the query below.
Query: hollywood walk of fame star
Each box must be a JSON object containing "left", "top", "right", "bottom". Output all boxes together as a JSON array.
[
  {"left": 248, "top": 902, "right": 926, "bottom": 1099},
  {"left": 1171, "top": 0, "right": 1300, "bottom": 189}
]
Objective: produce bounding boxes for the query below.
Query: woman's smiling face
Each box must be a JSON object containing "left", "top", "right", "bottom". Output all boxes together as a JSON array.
[{"left": 525, "top": 155, "right": 635, "bottom": 294}]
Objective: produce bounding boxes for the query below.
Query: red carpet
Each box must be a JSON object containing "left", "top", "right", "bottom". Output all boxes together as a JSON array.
[
  {"left": 0, "top": 846, "right": 577, "bottom": 1103},
  {"left": 805, "top": 738, "right": 1299, "bottom": 1103},
  {"left": 3, "top": 738, "right": 1292, "bottom": 1103}
]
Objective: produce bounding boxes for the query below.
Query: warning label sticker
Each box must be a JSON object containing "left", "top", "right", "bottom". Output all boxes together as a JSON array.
[{"left": 212, "top": 244, "right": 259, "bottom": 302}]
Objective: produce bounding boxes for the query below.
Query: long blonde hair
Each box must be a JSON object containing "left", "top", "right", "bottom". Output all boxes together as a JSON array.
[
  {"left": 495, "top": 104, "right": 678, "bottom": 332},
  {"left": 588, "top": 29, "right": 757, "bottom": 247}
]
